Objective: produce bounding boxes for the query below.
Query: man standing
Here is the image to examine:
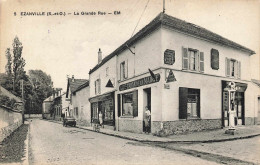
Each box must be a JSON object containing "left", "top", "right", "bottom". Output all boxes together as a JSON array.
[{"left": 144, "top": 106, "right": 151, "bottom": 133}]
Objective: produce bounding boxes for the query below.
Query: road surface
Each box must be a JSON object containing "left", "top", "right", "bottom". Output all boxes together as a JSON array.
[{"left": 28, "top": 119, "right": 219, "bottom": 165}]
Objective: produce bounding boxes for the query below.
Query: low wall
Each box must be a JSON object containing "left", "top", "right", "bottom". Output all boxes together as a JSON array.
[
  {"left": 118, "top": 119, "right": 143, "bottom": 133},
  {"left": 153, "top": 119, "right": 222, "bottom": 136},
  {"left": 24, "top": 114, "right": 42, "bottom": 118},
  {"left": 0, "top": 105, "right": 23, "bottom": 142}
]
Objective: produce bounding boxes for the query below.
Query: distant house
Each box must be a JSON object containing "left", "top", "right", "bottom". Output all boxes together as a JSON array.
[
  {"left": 42, "top": 95, "right": 53, "bottom": 119},
  {"left": 66, "top": 76, "right": 90, "bottom": 126},
  {"left": 42, "top": 88, "right": 62, "bottom": 120}
]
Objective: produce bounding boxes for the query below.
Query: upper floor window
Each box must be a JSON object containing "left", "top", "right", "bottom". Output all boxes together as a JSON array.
[
  {"left": 182, "top": 47, "right": 204, "bottom": 72},
  {"left": 226, "top": 58, "right": 241, "bottom": 79},
  {"left": 120, "top": 60, "right": 128, "bottom": 80},
  {"left": 95, "top": 79, "right": 101, "bottom": 95},
  {"left": 211, "top": 49, "right": 219, "bottom": 70}
]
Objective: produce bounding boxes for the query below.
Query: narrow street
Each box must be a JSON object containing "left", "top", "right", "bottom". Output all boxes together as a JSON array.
[{"left": 28, "top": 119, "right": 219, "bottom": 165}]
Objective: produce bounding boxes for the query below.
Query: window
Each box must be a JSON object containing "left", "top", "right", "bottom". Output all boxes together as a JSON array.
[
  {"left": 120, "top": 61, "right": 128, "bottom": 80},
  {"left": 179, "top": 87, "right": 200, "bottom": 119},
  {"left": 225, "top": 58, "right": 241, "bottom": 78},
  {"left": 95, "top": 79, "right": 101, "bottom": 95},
  {"left": 121, "top": 90, "right": 138, "bottom": 117},
  {"left": 182, "top": 47, "right": 204, "bottom": 72},
  {"left": 106, "top": 67, "right": 109, "bottom": 77},
  {"left": 211, "top": 49, "right": 219, "bottom": 70}
]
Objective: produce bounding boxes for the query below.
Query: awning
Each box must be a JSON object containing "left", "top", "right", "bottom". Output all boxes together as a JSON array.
[{"left": 89, "top": 91, "right": 115, "bottom": 103}]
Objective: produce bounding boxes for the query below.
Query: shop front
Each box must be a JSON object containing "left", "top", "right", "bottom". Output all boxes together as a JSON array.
[
  {"left": 222, "top": 80, "right": 247, "bottom": 127},
  {"left": 89, "top": 92, "right": 115, "bottom": 126},
  {"left": 117, "top": 73, "right": 160, "bottom": 133}
]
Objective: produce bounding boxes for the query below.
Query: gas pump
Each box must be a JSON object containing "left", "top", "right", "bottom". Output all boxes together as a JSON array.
[{"left": 224, "top": 82, "right": 237, "bottom": 134}]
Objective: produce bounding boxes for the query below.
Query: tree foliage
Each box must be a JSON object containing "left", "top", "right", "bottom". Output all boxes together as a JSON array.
[{"left": 1, "top": 36, "right": 54, "bottom": 114}]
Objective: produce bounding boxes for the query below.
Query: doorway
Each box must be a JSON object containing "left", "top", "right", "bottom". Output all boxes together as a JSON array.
[{"left": 143, "top": 88, "right": 151, "bottom": 132}]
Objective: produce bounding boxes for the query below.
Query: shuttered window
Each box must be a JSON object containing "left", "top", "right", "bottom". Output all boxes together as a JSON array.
[
  {"left": 211, "top": 49, "right": 219, "bottom": 70},
  {"left": 182, "top": 47, "right": 204, "bottom": 72},
  {"left": 225, "top": 57, "right": 241, "bottom": 79}
]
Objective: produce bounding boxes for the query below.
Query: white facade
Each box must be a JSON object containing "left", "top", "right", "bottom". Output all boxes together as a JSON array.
[{"left": 89, "top": 13, "right": 259, "bottom": 135}]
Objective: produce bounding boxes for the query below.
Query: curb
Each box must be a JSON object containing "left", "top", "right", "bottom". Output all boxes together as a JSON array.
[{"left": 43, "top": 119, "right": 260, "bottom": 143}]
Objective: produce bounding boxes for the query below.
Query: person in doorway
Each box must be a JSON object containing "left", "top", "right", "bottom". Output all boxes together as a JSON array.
[
  {"left": 144, "top": 106, "right": 151, "bottom": 133},
  {"left": 98, "top": 111, "right": 103, "bottom": 128}
]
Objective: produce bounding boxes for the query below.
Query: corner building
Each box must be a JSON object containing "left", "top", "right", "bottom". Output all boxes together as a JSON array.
[{"left": 89, "top": 13, "right": 259, "bottom": 135}]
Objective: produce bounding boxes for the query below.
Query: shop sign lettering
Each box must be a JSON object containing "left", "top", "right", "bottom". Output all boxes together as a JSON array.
[{"left": 119, "top": 74, "right": 160, "bottom": 91}]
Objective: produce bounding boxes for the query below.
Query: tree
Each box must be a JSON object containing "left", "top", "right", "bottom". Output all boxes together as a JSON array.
[
  {"left": 12, "top": 36, "right": 26, "bottom": 92},
  {"left": 5, "top": 48, "right": 12, "bottom": 76},
  {"left": 26, "top": 70, "right": 53, "bottom": 114}
]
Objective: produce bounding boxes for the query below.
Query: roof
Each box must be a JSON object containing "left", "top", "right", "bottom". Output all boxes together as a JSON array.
[
  {"left": 89, "top": 12, "right": 255, "bottom": 74},
  {"left": 73, "top": 81, "right": 89, "bottom": 94},
  {"left": 43, "top": 95, "right": 54, "bottom": 102},
  {"left": 252, "top": 79, "right": 260, "bottom": 88},
  {"left": 66, "top": 78, "right": 88, "bottom": 97},
  {"left": 0, "top": 85, "right": 22, "bottom": 102}
]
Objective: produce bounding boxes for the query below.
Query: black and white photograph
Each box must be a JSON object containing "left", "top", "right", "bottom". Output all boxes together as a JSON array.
[{"left": 0, "top": 0, "right": 260, "bottom": 164}]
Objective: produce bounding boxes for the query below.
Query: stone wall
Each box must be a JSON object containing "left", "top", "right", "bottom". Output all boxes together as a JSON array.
[
  {"left": 153, "top": 119, "right": 222, "bottom": 136},
  {"left": 118, "top": 119, "right": 143, "bottom": 133},
  {"left": 0, "top": 105, "right": 23, "bottom": 142},
  {"left": 245, "top": 117, "right": 256, "bottom": 125}
]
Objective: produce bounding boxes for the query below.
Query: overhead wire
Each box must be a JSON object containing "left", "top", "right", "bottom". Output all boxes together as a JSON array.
[{"left": 131, "top": 0, "right": 150, "bottom": 37}]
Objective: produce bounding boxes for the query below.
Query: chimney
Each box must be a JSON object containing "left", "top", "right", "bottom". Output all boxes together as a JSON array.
[
  {"left": 72, "top": 75, "right": 75, "bottom": 82},
  {"left": 98, "top": 48, "right": 102, "bottom": 64}
]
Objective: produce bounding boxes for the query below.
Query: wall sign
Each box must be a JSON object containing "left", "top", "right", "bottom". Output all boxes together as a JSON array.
[
  {"left": 165, "top": 69, "right": 177, "bottom": 83},
  {"left": 119, "top": 74, "right": 160, "bottom": 91},
  {"left": 164, "top": 49, "right": 175, "bottom": 65}
]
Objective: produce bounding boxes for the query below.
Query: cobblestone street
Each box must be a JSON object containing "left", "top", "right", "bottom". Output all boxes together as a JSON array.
[{"left": 28, "top": 119, "right": 219, "bottom": 165}]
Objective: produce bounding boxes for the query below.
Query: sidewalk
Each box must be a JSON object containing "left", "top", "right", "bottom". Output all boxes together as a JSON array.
[{"left": 46, "top": 119, "right": 260, "bottom": 143}]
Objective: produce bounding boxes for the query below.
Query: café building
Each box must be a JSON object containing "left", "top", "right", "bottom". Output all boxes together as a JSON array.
[{"left": 89, "top": 13, "right": 259, "bottom": 135}]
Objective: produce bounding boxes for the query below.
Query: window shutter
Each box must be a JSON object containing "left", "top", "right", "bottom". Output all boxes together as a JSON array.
[
  {"left": 117, "top": 94, "right": 121, "bottom": 117},
  {"left": 179, "top": 87, "right": 188, "bottom": 119},
  {"left": 98, "top": 79, "right": 101, "bottom": 94},
  {"left": 196, "top": 89, "right": 200, "bottom": 118},
  {"left": 126, "top": 60, "right": 128, "bottom": 78},
  {"left": 226, "top": 58, "right": 230, "bottom": 77},
  {"left": 235, "top": 61, "right": 238, "bottom": 78},
  {"left": 196, "top": 51, "right": 199, "bottom": 71},
  {"left": 182, "top": 47, "right": 189, "bottom": 70},
  {"left": 238, "top": 61, "right": 241, "bottom": 79},
  {"left": 133, "top": 90, "right": 138, "bottom": 117},
  {"left": 120, "top": 63, "right": 123, "bottom": 80},
  {"left": 199, "top": 52, "right": 204, "bottom": 72},
  {"left": 95, "top": 81, "right": 97, "bottom": 94},
  {"left": 211, "top": 49, "right": 219, "bottom": 70}
]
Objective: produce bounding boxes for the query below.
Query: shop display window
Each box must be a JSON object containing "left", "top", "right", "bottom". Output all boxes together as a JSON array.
[{"left": 122, "top": 92, "right": 133, "bottom": 116}]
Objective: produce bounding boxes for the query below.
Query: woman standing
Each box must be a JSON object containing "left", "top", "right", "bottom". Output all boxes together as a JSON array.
[
  {"left": 98, "top": 111, "right": 103, "bottom": 127},
  {"left": 144, "top": 106, "right": 151, "bottom": 133}
]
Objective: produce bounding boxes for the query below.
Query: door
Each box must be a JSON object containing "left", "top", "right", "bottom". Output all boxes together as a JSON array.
[{"left": 143, "top": 88, "right": 151, "bottom": 132}]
